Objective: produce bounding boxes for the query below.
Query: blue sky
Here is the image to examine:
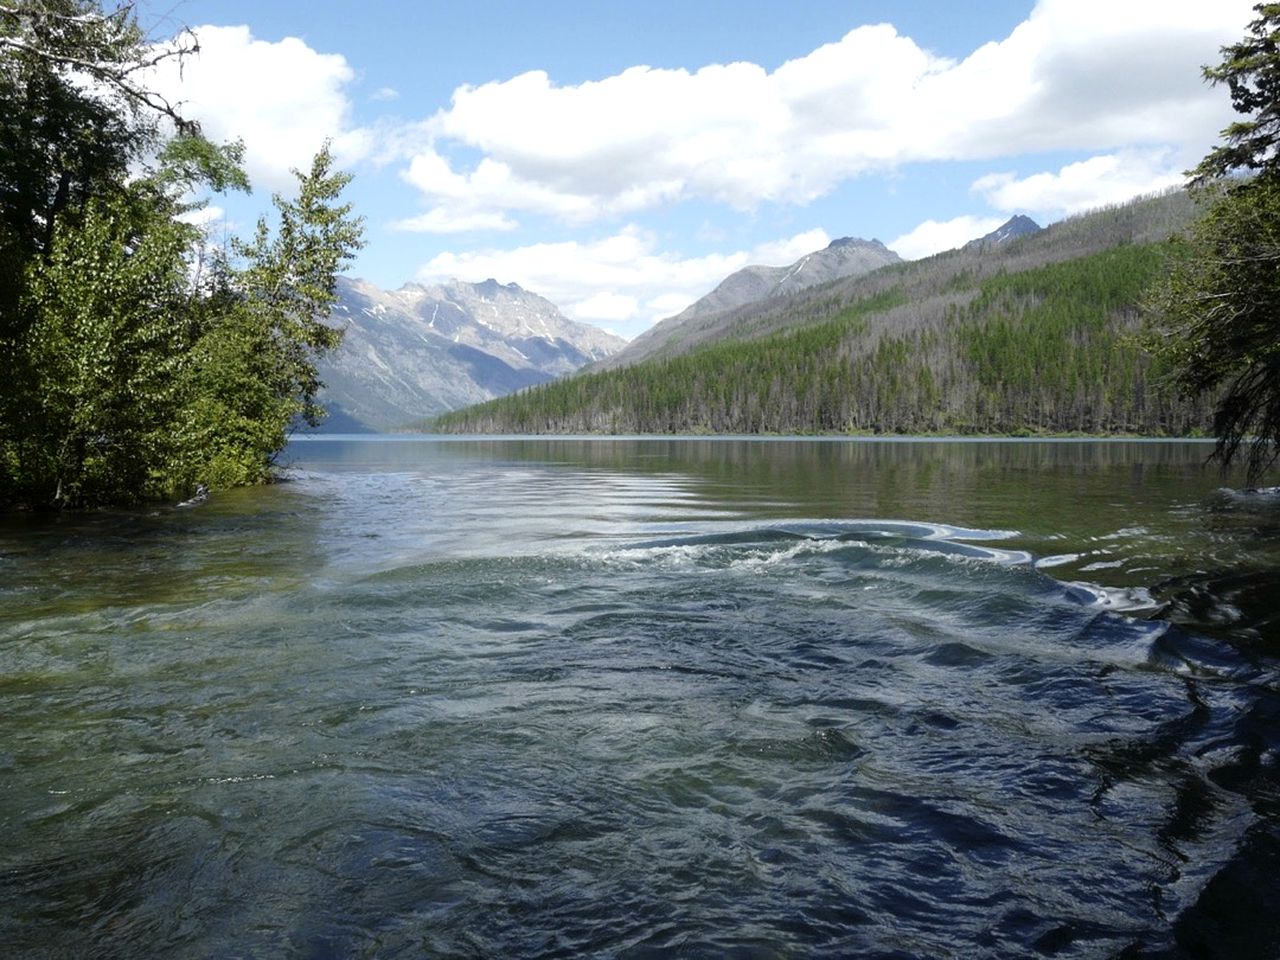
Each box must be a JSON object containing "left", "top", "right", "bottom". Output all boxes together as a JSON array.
[{"left": 141, "top": 1, "right": 1255, "bottom": 338}]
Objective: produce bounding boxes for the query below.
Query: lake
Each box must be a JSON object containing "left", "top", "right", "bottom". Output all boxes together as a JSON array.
[{"left": 3, "top": 437, "right": 1279, "bottom": 958}]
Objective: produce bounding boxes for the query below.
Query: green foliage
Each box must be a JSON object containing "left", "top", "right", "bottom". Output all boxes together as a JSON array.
[
  {"left": 231, "top": 150, "right": 361, "bottom": 428},
  {"left": 0, "top": 2, "right": 363, "bottom": 509},
  {"left": 1149, "top": 3, "right": 1280, "bottom": 481},
  {"left": 434, "top": 245, "right": 1211, "bottom": 438},
  {"left": 1, "top": 1, "right": 145, "bottom": 333},
  {"left": 1150, "top": 177, "right": 1280, "bottom": 480},
  {"left": 170, "top": 149, "right": 364, "bottom": 490},
  {"left": 16, "top": 191, "right": 192, "bottom": 505},
  {"left": 1193, "top": 4, "right": 1280, "bottom": 182}
]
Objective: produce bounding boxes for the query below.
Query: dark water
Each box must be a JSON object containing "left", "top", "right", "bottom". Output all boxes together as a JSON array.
[{"left": 3, "top": 438, "right": 1279, "bottom": 959}]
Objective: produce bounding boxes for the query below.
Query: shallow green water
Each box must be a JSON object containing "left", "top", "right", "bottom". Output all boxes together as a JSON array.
[{"left": 2, "top": 438, "right": 1278, "bottom": 958}]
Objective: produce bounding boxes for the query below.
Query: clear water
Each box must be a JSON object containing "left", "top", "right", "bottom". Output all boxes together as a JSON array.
[{"left": 2, "top": 438, "right": 1278, "bottom": 958}]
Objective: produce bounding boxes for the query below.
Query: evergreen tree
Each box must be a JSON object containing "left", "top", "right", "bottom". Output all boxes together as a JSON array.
[{"left": 1152, "top": 3, "right": 1280, "bottom": 481}]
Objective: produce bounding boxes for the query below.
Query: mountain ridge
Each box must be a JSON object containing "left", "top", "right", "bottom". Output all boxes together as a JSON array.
[
  {"left": 314, "top": 276, "right": 626, "bottom": 431},
  {"left": 431, "top": 188, "right": 1210, "bottom": 437},
  {"left": 589, "top": 236, "right": 901, "bottom": 372}
]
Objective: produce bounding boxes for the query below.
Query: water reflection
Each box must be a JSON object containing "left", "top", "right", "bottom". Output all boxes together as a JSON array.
[{"left": 288, "top": 435, "right": 1236, "bottom": 532}]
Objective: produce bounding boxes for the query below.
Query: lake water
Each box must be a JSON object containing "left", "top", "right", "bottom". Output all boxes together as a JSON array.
[{"left": 3, "top": 437, "right": 1279, "bottom": 958}]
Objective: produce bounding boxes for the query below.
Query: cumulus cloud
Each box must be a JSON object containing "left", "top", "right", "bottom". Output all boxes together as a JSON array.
[
  {"left": 573, "top": 292, "right": 640, "bottom": 323},
  {"left": 972, "top": 149, "right": 1188, "bottom": 217},
  {"left": 394, "top": 145, "right": 683, "bottom": 231},
  {"left": 415, "top": 226, "right": 832, "bottom": 337},
  {"left": 146, "top": 25, "right": 370, "bottom": 191},
  {"left": 175, "top": 204, "right": 226, "bottom": 228},
  {"left": 391, "top": 208, "right": 519, "bottom": 234},
  {"left": 400, "top": 0, "right": 1251, "bottom": 227},
  {"left": 889, "top": 216, "right": 1007, "bottom": 260}
]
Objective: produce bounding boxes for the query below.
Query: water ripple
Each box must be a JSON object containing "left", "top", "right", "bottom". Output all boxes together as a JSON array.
[{"left": 3, "top": 441, "right": 1279, "bottom": 957}]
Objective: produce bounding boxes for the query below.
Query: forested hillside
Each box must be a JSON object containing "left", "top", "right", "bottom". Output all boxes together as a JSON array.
[
  {"left": 432, "top": 191, "right": 1216, "bottom": 436},
  {"left": 589, "top": 236, "right": 901, "bottom": 372}
]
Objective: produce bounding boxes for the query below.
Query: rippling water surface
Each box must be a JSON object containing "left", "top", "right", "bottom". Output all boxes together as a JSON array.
[{"left": 3, "top": 438, "right": 1279, "bottom": 958}]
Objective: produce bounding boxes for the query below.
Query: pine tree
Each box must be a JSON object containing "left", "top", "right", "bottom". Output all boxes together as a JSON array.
[{"left": 1151, "top": 3, "right": 1280, "bottom": 481}]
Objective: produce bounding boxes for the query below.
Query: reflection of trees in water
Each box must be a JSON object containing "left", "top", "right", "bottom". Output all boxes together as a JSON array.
[
  {"left": 431, "top": 436, "right": 1234, "bottom": 527},
  {"left": 0, "top": 481, "right": 327, "bottom": 617},
  {"left": 439, "top": 436, "right": 1224, "bottom": 472}
]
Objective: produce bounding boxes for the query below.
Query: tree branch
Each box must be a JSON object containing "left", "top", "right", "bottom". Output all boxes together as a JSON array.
[{"left": 1, "top": 3, "right": 200, "bottom": 133}]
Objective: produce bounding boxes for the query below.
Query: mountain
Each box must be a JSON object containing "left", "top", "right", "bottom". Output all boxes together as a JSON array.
[
  {"left": 671, "top": 236, "right": 902, "bottom": 321},
  {"left": 590, "top": 237, "right": 901, "bottom": 372},
  {"left": 433, "top": 188, "right": 1213, "bottom": 438},
  {"left": 314, "top": 277, "right": 626, "bottom": 431},
  {"left": 964, "top": 214, "right": 1042, "bottom": 251}
]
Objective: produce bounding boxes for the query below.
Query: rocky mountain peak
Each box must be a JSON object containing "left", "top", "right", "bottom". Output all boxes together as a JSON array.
[
  {"left": 588, "top": 233, "right": 901, "bottom": 372},
  {"left": 827, "top": 236, "right": 888, "bottom": 251},
  {"left": 313, "top": 276, "right": 626, "bottom": 432},
  {"left": 965, "top": 215, "right": 1042, "bottom": 251},
  {"left": 473, "top": 277, "right": 525, "bottom": 297}
]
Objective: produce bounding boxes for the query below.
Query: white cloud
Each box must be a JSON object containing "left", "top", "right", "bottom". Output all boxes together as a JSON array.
[
  {"left": 415, "top": 225, "right": 831, "bottom": 337},
  {"left": 175, "top": 204, "right": 226, "bottom": 228},
  {"left": 146, "top": 25, "right": 369, "bottom": 191},
  {"left": 370, "top": 86, "right": 400, "bottom": 102},
  {"left": 889, "top": 216, "right": 1007, "bottom": 260},
  {"left": 395, "top": 146, "right": 683, "bottom": 230},
  {"left": 400, "top": 0, "right": 1251, "bottom": 226},
  {"left": 751, "top": 228, "right": 833, "bottom": 265},
  {"left": 972, "top": 149, "right": 1188, "bottom": 217},
  {"left": 574, "top": 292, "right": 640, "bottom": 322},
  {"left": 391, "top": 209, "right": 519, "bottom": 233}
]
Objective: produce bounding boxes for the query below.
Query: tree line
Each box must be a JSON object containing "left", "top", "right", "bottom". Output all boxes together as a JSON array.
[{"left": 432, "top": 243, "right": 1214, "bottom": 438}]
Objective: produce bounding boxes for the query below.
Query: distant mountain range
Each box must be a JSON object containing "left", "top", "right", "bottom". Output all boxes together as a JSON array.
[
  {"left": 313, "top": 215, "right": 1045, "bottom": 432},
  {"left": 314, "top": 277, "right": 626, "bottom": 431},
  {"left": 433, "top": 190, "right": 1214, "bottom": 438}
]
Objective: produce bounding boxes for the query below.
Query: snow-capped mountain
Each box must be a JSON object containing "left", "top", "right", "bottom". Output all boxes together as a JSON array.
[
  {"left": 314, "top": 277, "right": 626, "bottom": 431},
  {"left": 964, "top": 215, "right": 1042, "bottom": 251}
]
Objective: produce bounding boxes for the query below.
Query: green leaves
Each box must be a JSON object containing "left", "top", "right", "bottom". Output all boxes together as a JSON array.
[
  {"left": 228, "top": 144, "right": 364, "bottom": 429},
  {"left": 1149, "top": 176, "right": 1280, "bottom": 480},
  {"left": 1195, "top": 4, "right": 1280, "bottom": 182},
  {"left": 0, "top": 1, "right": 364, "bottom": 509},
  {"left": 18, "top": 190, "right": 192, "bottom": 506},
  {"left": 1149, "top": 3, "right": 1280, "bottom": 482}
]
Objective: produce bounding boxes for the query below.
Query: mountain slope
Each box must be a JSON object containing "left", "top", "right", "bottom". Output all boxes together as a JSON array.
[
  {"left": 432, "top": 189, "right": 1212, "bottom": 437},
  {"left": 316, "top": 277, "right": 626, "bottom": 431},
  {"left": 590, "top": 237, "right": 901, "bottom": 372}
]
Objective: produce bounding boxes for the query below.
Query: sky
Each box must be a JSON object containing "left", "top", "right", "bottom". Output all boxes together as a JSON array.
[{"left": 137, "top": 0, "right": 1257, "bottom": 339}]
